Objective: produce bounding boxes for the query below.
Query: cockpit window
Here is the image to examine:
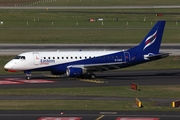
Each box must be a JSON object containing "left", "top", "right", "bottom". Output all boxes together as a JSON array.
[
  {"left": 14, "top": 56, "right": 26, "bottom": 59},
  {"left": 14, "top": 56, "right": 21, "bottom": 59},
  {"left": 21, "top": 56, "right": 25, "bottom": 59}
]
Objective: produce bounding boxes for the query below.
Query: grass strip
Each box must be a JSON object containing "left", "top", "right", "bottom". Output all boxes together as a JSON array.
[
  {"left": 0, "top": 100, "right": 178, "bottom": 111},
  {"left": 0, "top": 9, "right": 180, "bottom": 43},
  {"left": 0, "top": 28, "right": 180, "bottom": 44},
  {"left": 0, "top": 85, "right": 180, "bottom": 98},
  {"left": 11, "top": 0, "right": 180, "bottom": 6}
]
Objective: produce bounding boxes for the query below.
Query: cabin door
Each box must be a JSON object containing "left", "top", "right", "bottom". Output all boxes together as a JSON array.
[
  {"left": 33, "top": 53, "right": 40, "bottom": 65},
  {"left": 124, "top": 52, "right": 130, "bottom": 62}
]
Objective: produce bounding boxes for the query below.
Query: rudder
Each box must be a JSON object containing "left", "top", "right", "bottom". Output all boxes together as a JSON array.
[{"left": 137, "top": 21, "right": 166, "bottom": 54}]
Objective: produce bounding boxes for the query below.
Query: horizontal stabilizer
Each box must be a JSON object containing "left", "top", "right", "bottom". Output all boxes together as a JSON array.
[{"left": 145, "top": 53, "right": 169, "bottom": 60}]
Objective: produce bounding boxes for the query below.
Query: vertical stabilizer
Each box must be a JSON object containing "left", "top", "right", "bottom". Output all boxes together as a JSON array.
[{"left": 137, "top": 21, "right": 166, "bottom": 54}]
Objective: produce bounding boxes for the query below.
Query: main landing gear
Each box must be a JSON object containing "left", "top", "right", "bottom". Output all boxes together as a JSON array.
[
  {"left": 85, "top": 72, "right": 96, "bottom": 79},
  {"left": 89, "top": 73, "right": 96, "bottom": 79},
  {"left": 24, "top": 71, "right": 31, "bottom": 80},
  {"left": 79, "top": 73, "right": 96, "bottom": 79}
]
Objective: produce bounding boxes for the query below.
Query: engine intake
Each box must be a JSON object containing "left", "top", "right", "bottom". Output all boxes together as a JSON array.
[{"left": 66, "top": 67, "right": 86, "bottom": 77}]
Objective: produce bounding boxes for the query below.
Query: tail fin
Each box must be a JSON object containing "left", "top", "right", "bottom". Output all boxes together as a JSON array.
[{"left": 136, "top": 21, "right": 166, "bottom": 54}]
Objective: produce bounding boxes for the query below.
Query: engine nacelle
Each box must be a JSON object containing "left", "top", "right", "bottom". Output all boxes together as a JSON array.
[{"left": 66, "top": 67, "right": 86, "bottom": 77}]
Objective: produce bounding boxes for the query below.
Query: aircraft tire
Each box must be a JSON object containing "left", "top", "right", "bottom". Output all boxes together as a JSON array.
[
  {"left": 90, "top": 74, "right": 96, "bottom": 79},
  {"left": 26, "top": 76, "right": 31, "bottom": 80}
]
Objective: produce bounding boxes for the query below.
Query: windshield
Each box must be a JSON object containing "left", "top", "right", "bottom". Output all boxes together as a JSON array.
[{"left": 14, "top": 56, "right": 26, "bottom": 60}]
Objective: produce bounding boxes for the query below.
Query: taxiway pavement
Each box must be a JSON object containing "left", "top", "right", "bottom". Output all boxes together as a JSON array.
[
  {"left": 0, "top": 69, "right": 180, "bottom": 89},
  {"left": 0, "top": 110, "right": 179, "bottom": 120},
  {"left": 0, "top": 69, "right": 180, "bottom": 120}
]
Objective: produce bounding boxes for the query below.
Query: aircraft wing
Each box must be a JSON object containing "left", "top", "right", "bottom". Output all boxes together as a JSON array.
[
  {"left": 69, "top": 61, "right": 127, "bottom": 72},
  {"left": 70, "top": 53, "right": 169, "bottom": 72}
]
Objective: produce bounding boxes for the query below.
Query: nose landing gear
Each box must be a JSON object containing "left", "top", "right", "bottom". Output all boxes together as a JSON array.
[
  {"left": 26, "top": 76, "right": 31, "bottom": 80},
  {"left": 24, "top": 71, "right": 31, "bottom": 80}
]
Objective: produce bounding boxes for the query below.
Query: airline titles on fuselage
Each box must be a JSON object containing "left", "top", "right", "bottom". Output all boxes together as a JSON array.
[{"left": 40, "top": 59, "right": 55, "bottom": 65}]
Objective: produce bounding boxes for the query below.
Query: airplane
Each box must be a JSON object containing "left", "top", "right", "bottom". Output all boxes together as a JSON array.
[{"left": 4, "top": 21, "right": 169, "bottom": 80}]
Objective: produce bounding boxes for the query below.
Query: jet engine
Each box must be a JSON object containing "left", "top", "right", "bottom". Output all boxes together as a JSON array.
[{"left": 66, "top": 67, "right": 86, "bottom": 77}]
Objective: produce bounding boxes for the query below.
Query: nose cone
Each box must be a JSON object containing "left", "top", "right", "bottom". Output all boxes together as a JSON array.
[
  {"left": 4, "top": 63, "right": 10, "bottom": 70},
  {"left": 4, "top": 62, "right": 17, "bottom": 72}
]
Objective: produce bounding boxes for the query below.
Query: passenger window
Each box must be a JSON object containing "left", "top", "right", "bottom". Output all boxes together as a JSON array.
[
  {"left": 71, "top": 57, "right": 73, "bottom": 59},
  {"left": 44, "top": 57, "right": 46, "bottom": 59},
  {"left": 48, "top": 57, "right": 50, "bottom": 59},
  {"left": 53, "top": 57, "right": 55, "bottom": 59},
  {"left": 66, "top": 57, "right": 68, "bottom": 59},
  {"left": 80, "top": 57, "right": 82, "bottom": 59},
  {"left": 57, "top": 57, "right": 59, "bottom": 59},
  {"left": 75, "top": 57, "right": 77, "bottom": 59}
]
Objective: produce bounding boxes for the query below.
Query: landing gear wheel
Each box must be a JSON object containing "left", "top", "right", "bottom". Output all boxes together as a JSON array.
[
  {"left": 90, "top": 74, "right": 96, "bottom": 79},
  {"left": 26, "top": 76, "right": 31, "bottom": 80},
  {"left": 24, "top": 71, "right": 31, "bottom": 80}
]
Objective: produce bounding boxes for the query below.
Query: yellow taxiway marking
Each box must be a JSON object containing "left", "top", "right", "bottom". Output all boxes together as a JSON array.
[
  {"left": 44, "top": 74, "right": 67, "bottom": 78},
  {"left": 44, "top": 75, "right": 108, "bottom": 83},
  {"left": 44, "top": 75, "right": 61, "bottom": 77},
  {"left": 78, "top": 79, "right": 105, "bottom": 84},
  {"left": 95, "top": 115, "right": 105, "bottom": 120},
  {"left": 69, "top": 78, "right": 108, "bottom": 84}
]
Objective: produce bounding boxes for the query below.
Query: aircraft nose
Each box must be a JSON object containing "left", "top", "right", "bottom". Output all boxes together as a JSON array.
[
  {"left": 4, "top": 61, "right": 17, "bottom": 72},
  {"left": 4, "top": 63, "right": 10, "bottom": 71}
]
